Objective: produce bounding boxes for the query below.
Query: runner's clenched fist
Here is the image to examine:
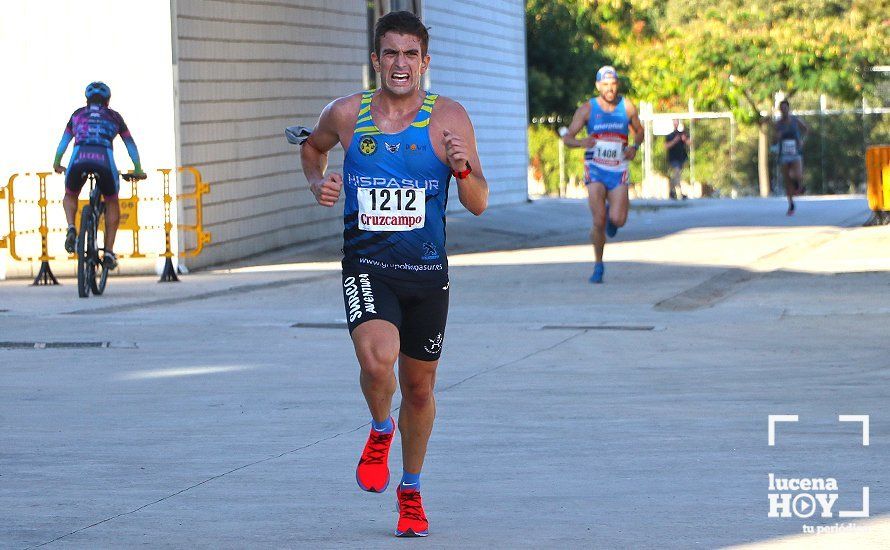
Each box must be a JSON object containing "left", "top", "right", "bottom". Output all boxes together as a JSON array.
[
  {"left": 443, "top": 130, "right": 470, "bottom": 172},
  {"left": 311, "top": 172, "right": 342, "bottom": 207}
]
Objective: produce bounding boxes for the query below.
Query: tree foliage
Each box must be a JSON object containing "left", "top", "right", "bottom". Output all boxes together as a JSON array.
[
  {"left": 609, "top": 0, "right": 889, "bottom": 121},
  {"left": 528, "top": 0, "right": 889, "bottom": 121},
  {"left": 526, "top": 0, "right": 889, "bottom": 194},
  {"left": 526, "top": 0, "right": 610, "bottom": 119}
]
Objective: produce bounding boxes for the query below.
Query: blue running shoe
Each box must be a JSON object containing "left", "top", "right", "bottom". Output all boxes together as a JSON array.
[
  {"left": 605, "top": 203, "right": 618, "bottom": 238},
  {"left": 589, "top": 262, "right": 605, "bottom": 284}
]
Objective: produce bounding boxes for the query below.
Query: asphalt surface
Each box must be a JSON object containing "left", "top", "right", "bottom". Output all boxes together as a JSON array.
[{"left": 1, "top": 196, "right": 888, "bottom": 549}]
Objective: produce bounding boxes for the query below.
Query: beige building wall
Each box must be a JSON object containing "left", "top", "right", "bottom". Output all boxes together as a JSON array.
[{"left": 174, "top": 0, "right": 367, "bottom": 267}]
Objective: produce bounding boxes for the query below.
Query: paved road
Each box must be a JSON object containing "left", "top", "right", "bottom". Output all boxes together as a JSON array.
[{"left": 2, "top": 196, "right": 888, "bottom": 549}]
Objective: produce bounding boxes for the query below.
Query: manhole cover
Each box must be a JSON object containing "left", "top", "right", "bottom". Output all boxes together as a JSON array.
[
  {"left": 541, "top": 324, "right": 658, "bottom": 331},
  {"left": 291, "top": 322, "right": 347, "bottom": 329},
  {"left": 0, "top": 341, "right": 136, "bottom": 349}
]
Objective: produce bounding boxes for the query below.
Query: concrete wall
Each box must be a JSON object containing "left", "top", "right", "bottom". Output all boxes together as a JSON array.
[
  {"left": 424, "top": 0, "right": 529, "bottom": 206},
  {"left": 174, "top": 0, "right": 367, "bottom": 267}
]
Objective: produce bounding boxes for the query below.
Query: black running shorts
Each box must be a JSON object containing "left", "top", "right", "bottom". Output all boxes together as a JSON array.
[{"left": 341, "top": 268, "right": 449, "bottom": 362}]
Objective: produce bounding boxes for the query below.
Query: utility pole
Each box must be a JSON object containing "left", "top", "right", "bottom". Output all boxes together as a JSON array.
[
  {"left": 688, "top": 98, "right": 696, "bottom": 186},
  {"left": 558, "top": 132, "right": 566, "bottom": 197},
  {"left": 819, "top": 94, "right": 827, "bottom": 194}
]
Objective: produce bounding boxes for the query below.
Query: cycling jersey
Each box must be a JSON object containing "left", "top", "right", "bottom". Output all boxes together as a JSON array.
[
  {"left": 68, "top": 105, "right": 128, "bottom": 147},
  {"left": 341, "top": 91, "right": 452, "bottom": 283},
  {"left": 54, "top": 103, "right": 142, "bottom": 197}
]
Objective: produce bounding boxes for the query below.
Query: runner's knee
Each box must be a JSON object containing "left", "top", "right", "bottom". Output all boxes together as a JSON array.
[
  {"left": 400, "top": 378, "right": 434, "bottom": 407},
  {"left": 356, "top": 337, "right": 399, "bottom": 374},
  {"left": 592, "top": 213, "right": 606, "bottom": 230}
]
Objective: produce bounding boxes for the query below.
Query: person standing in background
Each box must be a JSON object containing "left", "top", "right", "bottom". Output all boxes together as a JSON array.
[{"left": 664, "top": 119, "right": 690, "bottom": 200}]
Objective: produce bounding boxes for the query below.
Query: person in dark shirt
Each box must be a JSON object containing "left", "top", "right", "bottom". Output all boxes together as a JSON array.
[{"left": 665, "top": 119, "right": 690, "bottom": 199}]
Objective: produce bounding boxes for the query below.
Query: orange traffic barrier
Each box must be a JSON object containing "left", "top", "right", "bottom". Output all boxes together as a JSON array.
[{"left": 865, "top": 145, "right": 890, "bottom": 226}]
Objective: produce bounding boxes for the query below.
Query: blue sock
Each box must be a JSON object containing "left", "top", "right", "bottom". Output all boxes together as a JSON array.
[
  {"left": 371, "top": 416, "right": 394, "bottom": 433},
  {"left": 400, "top": 471, "right": 421, "bottom": 491}
]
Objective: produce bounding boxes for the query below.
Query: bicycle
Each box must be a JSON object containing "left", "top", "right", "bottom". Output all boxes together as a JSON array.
[{"left": 76, "top": 171, "right": 144, "bottom": 298}]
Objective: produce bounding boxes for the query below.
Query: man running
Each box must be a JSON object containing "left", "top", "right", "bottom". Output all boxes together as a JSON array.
[
  {"left": 774, "top": 99, "right": 809, "bottom": 215},
  {"left": 562, "top": 66, "right": 644, "bottom": 283},
  {"left": 53, "top": 81, "right": 145, "bottom": 268},
  {"left": 299, "top": 11, "right": 488, "bottom": 537}
]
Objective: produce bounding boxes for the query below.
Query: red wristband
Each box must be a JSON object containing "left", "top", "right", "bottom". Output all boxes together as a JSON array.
[{"left": 452, "top": 162, "right": 472, "bottom": 180}]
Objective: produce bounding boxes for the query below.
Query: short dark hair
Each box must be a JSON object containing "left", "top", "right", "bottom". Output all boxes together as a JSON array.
[
  {"left": 779, "top": 99, "right": 790, "bottom": 107},
  {"left": 374, "top": 11, "right": 429, "bottom": 57}
]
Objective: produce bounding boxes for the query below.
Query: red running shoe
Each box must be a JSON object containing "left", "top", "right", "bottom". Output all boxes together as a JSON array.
[
  {"left": 395, "top": 485, "right": 429, "bottom": 537},
  {"left": 355, "top": 419, "right": 394, "bottom": 492}
]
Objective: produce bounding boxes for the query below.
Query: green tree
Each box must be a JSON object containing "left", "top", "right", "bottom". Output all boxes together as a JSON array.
[
  {"left": 616, "top": 0, "right": 890, "bottom": 194},
  {"left": 526, "top": 0, "right": 613, "bottom": 119}
]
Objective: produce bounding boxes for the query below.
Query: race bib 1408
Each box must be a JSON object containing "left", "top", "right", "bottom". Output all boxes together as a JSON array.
[
  {"left": 591, "top": 140, "right": 625, "bottom": 165},
  {"left": 357, "top": 187, "right": 425, "bottom": 231}
]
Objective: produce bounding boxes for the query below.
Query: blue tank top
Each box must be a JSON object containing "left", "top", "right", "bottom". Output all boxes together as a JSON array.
[
  {"left": 777, "top": 116, "right": 801, "bottom": 141},
  {"left": 342, "top": 91, "right": 452, "bottom": 283},
  {"left": 584, "top": 96, "right": 630, "bottom": 172}
]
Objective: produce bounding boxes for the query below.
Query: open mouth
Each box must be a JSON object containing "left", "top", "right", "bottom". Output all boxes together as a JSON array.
[{"left": 392, "top": 72, "right": 410, "bottom": 84}]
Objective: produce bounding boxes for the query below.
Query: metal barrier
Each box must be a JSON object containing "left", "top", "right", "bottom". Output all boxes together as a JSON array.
[
  {"left": 0, "top": 167, "right": 211, "bottom": 284},
  {"left": 865, "top": 146, "right": 890, "bottom": 226}
]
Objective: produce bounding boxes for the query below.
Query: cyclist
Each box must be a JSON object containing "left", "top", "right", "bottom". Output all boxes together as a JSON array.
[{"left": 53, "top": 81, "right": 145, "bottom": 268}]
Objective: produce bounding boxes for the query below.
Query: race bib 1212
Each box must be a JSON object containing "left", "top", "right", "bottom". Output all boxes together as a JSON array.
[{"left": 357, "top": 187, "right": 425, "bottom": 231}]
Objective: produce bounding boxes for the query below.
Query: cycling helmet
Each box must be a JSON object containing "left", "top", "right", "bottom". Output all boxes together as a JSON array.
[{"left": 85, "top": 81, "right": 111, "bottom": 103}]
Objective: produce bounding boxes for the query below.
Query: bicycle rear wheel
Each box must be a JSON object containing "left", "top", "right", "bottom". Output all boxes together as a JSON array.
[{"left": 76, "top": 206, "right": 97, "bottom": 298}]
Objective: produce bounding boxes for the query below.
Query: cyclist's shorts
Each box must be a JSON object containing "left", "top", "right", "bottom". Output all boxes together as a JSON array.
[
  {"left": 65, "top": 145, "right": 119, "bottom": 198},
  {"left": 341, "top": 267, "right": 449, "bottom": 362},
  {"left": 584, "top": 162, "right": 628, "bottom": 191}
]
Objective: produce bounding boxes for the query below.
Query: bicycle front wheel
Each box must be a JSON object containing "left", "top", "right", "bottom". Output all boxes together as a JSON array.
[
  {"left": 91, "top": 205, "right": 109, "bottom": 295},
  {"left": 91, "top": 255, "right": 109, "bottom": 295}
]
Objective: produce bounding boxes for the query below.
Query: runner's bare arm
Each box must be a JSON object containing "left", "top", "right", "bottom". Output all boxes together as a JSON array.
[
  {"left": 302, "top": 99, "right": 348, "bottom": 207},
  {"left": 624, "top": 99, "right": 645, "bottom": 161},
  {"left": 562, "top": 102, "right": 595, "bottom": 149},
  {"left": 433, "top": 99, "right": 488, "bottom": 216}
]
